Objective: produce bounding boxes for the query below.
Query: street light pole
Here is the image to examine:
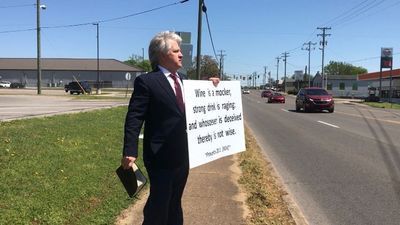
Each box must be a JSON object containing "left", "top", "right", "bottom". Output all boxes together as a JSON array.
[
  {"left": 93, "top": 23, "right": 100, "bottom": 95},
  {"left": 196, "top": 0, "right": 203, "bottom": 80},
  {"left": 36, "top": 0, "right": 44, "bottom": 94}
]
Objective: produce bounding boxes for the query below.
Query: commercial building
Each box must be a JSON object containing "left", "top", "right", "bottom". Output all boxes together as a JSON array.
[
  {"left": 175, "top": 31, "right": 193, "bottom": 74},
  {"left": 358, "top": 69, "right": 400, "bottom": 100},
  {"left": 0, "top": 58, "right": 144, "bottom": 88}
]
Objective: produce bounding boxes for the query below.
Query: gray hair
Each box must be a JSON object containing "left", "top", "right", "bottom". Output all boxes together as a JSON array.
[{"left": 148, "top": 31, "right": 182, "bottom": 70}]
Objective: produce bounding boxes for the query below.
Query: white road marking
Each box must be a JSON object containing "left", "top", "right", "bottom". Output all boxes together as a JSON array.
[
  {"left": 281, "top": 109, "right": 289, "bottom": 112},
  {"left": 317, "top": 120, "right": 340, "bottom": 128}
]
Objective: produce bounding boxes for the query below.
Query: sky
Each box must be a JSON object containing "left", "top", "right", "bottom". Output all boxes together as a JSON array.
[{"left": 1, "top": 0, "right": 400, "bottom": 85}]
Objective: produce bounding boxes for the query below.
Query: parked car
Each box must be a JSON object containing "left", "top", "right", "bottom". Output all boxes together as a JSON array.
[
  {"left": 10, "top": 82, "right": 26, "bottom": 88},
  {"left": 268, "top": 92, "right": 285, "bottom": 103},
  {"left": 261, "top": 90, "right": 273, "bottom": 98},
  {"left": 64, "top": 81, "right": 92, "bottom": 95},
  {"left": 295, "top": 87, "right": 334, "bottom": 113},
  {"left": 242, "top": 89, "right": 250, "bottom": 94},
  {"left": 0, "top": 81, "right": 11, "bottom": 88}
]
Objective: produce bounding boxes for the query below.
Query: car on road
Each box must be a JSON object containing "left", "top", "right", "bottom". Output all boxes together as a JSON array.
[
  {"left": 261, "top": 90, "right": 273, "bottom": 98},
  {"left": 0, "top": 81, "right": 11, "bottom": 88},
  {"left": 242, "top": 89, "right": 250, "bottom": 94},
  {"left": 295, "top": 87, "right": 334, "bottom": 113},
  {"left": 268, "top": 92, "right": 285, "bottom": 103}
]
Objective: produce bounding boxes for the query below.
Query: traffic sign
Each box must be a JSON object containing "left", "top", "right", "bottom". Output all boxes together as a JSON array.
[{"left": 125, "top": 72, "right": 132, "bottom": 80}]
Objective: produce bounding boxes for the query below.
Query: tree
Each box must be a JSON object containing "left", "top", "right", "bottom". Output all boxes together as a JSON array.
[
  {"left": 324, "top": 61, "right": 367, "bottom": 75},
  {"left": 186, "top": 55, "right": 219, "bottom": 80},
  {"left": 124, "top": 55, "right": 152, "bottom": 72}
]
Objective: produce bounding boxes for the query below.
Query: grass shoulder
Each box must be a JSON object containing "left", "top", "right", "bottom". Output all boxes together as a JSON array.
[
  {"left": 362, "top": 101, "right": 400, "bottom": 110},
  {"left": 238, "top": 126, "right": 296, "bottom": 224}
]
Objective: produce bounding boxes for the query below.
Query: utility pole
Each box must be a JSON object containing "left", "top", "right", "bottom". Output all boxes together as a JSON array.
[
  {"left": 218, "top": 50, "right": 226, "bottom": 80},
  {"left": 36, "top": 0, "right": 45, "bottom": 95},
  {"left": 196, "top": 0, "right": 204, "bottom": 80},
  {"left": 253, "top": 72, "right": 257, "bottom": 88},
  {"left": 263, "top": 66, "right": 267, "bottom": 88},
  {"left": 93, "top": 23, "right": 100, "bottom": 95},
  {"left": 302, "top": 41, "right": 316, "bottom": 87},
  {"left": 317, "top": 27, "right": 331, "bottom": 89},
  {"left": 275, "top": 57, "right": 280, "bottom": 90},
  {"left": 281, "top": 52, "right": 290, "bottom": 93}
]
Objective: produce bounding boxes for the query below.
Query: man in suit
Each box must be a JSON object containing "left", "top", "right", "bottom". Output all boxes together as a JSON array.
[{"left": 121, "top": 31, "right": 218, "bottom": 225}]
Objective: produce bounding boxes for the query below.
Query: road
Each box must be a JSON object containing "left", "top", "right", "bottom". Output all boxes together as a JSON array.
[{"left": 242, "top": 91, "right": 400, "bottom": 225}]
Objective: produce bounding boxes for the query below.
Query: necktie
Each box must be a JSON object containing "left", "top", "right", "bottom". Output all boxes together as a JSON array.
[{"left": 170, "top": 73, "right": 185, "bottom": 113}]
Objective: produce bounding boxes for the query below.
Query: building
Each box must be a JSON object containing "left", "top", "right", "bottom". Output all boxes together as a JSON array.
[
  {"left": 0, "top": 58, "right": 144, "bottom": 88},
  {"left": 311, "top": 74, "right": 368, "bottom": 98},
  {"left": 358, "top": 69, "right": 400, "bottom": 100},
  {"left": 175, "top": 31, "right": 193, "bottom": 74}
]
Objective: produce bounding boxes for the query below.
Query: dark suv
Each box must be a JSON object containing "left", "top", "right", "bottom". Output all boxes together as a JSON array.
[
  {"left": 64, "top": 81, "right": 92, "bottom": 95},
  {"left": 295, "top": 87, "right": 334, "bottom": 113}
]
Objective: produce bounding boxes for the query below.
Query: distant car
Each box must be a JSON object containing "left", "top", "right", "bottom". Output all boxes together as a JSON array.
[
  {"left": 10, "top": 82, "right": 26, "bottom": 88},
  {"left": 64, "top": 81, "right": 92, "bottom": 95},
  {"left": 242, "top": 89, "right": 250, "bottom": 94},
  {"left": 0, "top": 81, "right": 11, "bottom": 88},
  {"left": 261, "top": 90, "right": 273, "bottom": 98},
  {"left": 268, "top": 92, "right": 285, "bottom": 103},
  {"left": 295, "top": 87, "right": 334, "bottom": 113}
]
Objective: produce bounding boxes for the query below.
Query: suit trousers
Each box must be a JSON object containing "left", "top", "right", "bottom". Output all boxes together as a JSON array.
[{"left": 142, "top": 163, "right": 189, "bottom": 225}]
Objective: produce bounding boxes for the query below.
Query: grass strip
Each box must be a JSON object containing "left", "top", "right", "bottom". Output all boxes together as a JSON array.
[
  {"left": 363, "top": 102, "right": 400, "bottom": 109},
  {"left": 238, "top": 126, "right": 295, "bottom": 225},
  {"left": 0, "top": 106, "right": 146, "bottom": 225}
]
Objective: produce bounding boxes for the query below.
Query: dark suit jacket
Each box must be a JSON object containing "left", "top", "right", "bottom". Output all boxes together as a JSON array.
[{"left": 123, "top": 69, "right": 188, "bottom": 169}]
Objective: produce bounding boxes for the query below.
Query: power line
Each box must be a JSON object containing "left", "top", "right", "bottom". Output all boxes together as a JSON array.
[
  {"left": 321, "top": 0, "right": 372, "bottom": 26},
  {"left": 0, "top": 3, "right": 35, "bottom": 9},
  {"left": 202, "top": 1, "right": 219, "bottom": 62},
  {"left": 330, "top": 0, "right": 387, "bottom": 27},
  {"left": 0, "top": 0, "right": 188, "bottom": 33}
]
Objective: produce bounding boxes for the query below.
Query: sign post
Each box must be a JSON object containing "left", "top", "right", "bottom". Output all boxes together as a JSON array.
[
  {"left": 125, "top": 72, "right": 132, "bottom": 98},
  {"left": 380, "top": 48, "right": 393, "bottom": 99}
]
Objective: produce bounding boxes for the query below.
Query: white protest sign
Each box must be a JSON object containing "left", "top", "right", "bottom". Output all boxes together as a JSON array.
[{"left": 183, "top": 80, "right": 246, "bottom": 169}]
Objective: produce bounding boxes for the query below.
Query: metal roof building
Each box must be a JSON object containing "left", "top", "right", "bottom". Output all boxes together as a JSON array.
[{"left": 0, "top": 58, "right": 145, "bottom": 88}]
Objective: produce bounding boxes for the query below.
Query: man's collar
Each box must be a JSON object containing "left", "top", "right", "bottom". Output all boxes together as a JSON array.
[{"left": 158, "top": 65, "right": 179, "bottom": 77}]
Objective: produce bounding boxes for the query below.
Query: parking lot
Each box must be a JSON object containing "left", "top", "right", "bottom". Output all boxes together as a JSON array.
[{"left": 0, "top": 88, "right": 129, "bottom": 121}]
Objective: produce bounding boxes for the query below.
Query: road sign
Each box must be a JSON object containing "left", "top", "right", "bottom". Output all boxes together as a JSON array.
[{"left": 125, "top": 72, "right": 132, "bottom": 80}]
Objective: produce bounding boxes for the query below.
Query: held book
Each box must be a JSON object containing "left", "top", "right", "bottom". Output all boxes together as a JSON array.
[{"left": 116, "top": 163, "right": 147, "bottom": 198}]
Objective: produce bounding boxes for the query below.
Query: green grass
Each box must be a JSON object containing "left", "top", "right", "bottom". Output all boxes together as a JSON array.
[
  {"left": 238, "top": 126, "right": 295, "bottom": 225},
  {"left": 0, "top": 106, "right": 145, "bottom": 225},
  {"left": 363, "top": 102, "right": 400, "bottom": 109}
]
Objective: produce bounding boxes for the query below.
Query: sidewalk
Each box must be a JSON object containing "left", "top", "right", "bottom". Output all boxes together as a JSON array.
[{"left": 115, "top": 155, "right": 247, "bottom": 225}]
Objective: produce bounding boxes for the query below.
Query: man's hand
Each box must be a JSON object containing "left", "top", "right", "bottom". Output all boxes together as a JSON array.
[
  {"left": 121, "top": 156, "right": 136, "bottom": 169},
  {"left": 209, "top": 77, "right": 220, "bottom": 87}
]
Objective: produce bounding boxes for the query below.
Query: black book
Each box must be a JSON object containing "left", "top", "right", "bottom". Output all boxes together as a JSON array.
[{"left": 116, "top": 163, "right": 147, "bottom": 198}]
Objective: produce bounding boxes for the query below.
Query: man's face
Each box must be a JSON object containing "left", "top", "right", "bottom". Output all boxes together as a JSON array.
[{"left": 160, "top": 40, "right": 183, "bottom": 72}]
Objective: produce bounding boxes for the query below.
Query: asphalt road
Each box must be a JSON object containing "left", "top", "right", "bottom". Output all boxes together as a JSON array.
[
  {"left": 0, "top": 89, "right": 128, "bottom": 121},
  {"left": 242, "top": 91, "right": 400, "bottom": 225}
]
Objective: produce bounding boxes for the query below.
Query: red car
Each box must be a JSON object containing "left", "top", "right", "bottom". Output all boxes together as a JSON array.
[
  {"left": 295, "top": 87, "right": 334, "bottom": 113},
  {"left": 261, "top": 90, "right": 273, "bottom": 98},
  {"left": 268, "top": 92, "right": 285, "bottom": 103}
]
